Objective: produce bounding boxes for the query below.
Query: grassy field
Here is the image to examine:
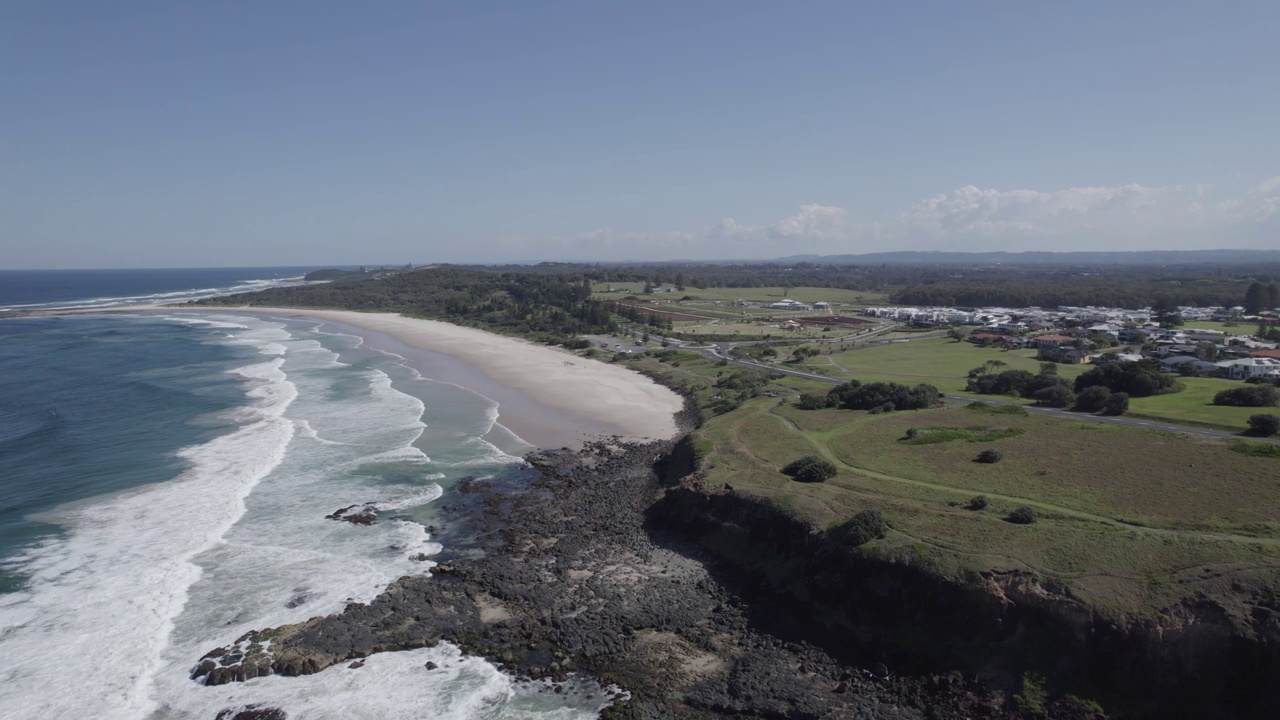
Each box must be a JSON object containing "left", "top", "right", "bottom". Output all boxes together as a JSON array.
[
  {"left": 583, "top": 346, "right": 1280, "bottom": 613},
  {"left": 794, "top": 336, "right": 1266, "bottom": 431},
  {"left": 1181, "top": 320, "right": 1252, "bottom": 333},
  {"left": 800, "top": 337, "right": 1085, "bottom": 393},
  {"left": 694, "top": 396, "right": 1280, "bottom": 612}
]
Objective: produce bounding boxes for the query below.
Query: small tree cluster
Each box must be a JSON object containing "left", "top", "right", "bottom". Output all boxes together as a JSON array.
[
  {"left": 1073, "top": 359, "right": 1180, "bottom": 398},
  {"left": 1248, "top": 414, "right": 1280, "bottom": 437},
  {"left": 782, "top": 456, "right": 838, "bottom": 483},
  {"left": 974, "top": 449, "right": 1003, "bottom": 464},
  {"left": 967, "top": 495, "right": 989, "bottom": 511},
  {"left": 1214, "top": 385, "right": 1279, "bottom": 407}
]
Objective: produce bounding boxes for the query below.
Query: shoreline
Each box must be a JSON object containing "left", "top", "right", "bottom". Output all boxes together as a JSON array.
[{"left": 10, "top": 305, "right": 684, "bottom": 451}]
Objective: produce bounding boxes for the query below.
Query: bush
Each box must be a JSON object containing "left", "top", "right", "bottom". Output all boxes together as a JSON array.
[
  {"left": 1032, "top": 384, "right": 1075, "bottom": 408},
  {"left": 1102, "top": 391, "right": 1130, "bottom": 416},
  {"left": 796, "top": 393, "right": 831, "bottom": 410},
  {"left": 1008, "top": 506, "right": 1038, "bottom": 524},
  {"left": 1214, "top": 385, "right": 1279, "bottom": 407},
  {"left": 1248, "top": 414, "right": 1280, "bottom": 437},
  {"left": 1074, "top": 385, "right": 1110, "bottom": 413},
  {"left": 967, "top": 495, "right": 989, "bottom": 511},
  {"left": 975, "top": 449, "right": 1003, "bottom": 463},
  {"left": 781, "top": 455, "right": 838, "bottom": 483},
  {"left": 829, "top": 508, "right": 887, "bottom": 547}
]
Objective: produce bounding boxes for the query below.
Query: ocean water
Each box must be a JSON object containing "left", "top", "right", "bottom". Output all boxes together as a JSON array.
[{"left": 0, "top": 272, "right": 608, "bottom": 719}]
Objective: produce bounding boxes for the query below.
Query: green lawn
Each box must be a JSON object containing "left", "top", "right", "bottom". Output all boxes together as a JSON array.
[
  {"left": 1127, "top": 377, "right": 1274, "bottom": 431},
  {"left": 694, "top": 397, "right": 1280, "bottom": 612},
  {"left": 804, "top": 337, "right": 1086, "bottom": 394},
  {"left": 800, "top": 336, "right": 1265, "bottom": 432}
]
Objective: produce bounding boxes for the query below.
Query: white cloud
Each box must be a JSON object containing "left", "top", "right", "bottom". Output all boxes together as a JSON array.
[{"left": 502, "top": 178, "right": 1280, "bottom": 261}]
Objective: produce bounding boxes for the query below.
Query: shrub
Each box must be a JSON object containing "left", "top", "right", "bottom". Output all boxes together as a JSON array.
[
  {"left": 1228, "top": 440, "right": 1280, "bottom": 458},
  {"left": 964, "top": 402, "right": 1028, "bottom": 416},
  {"left": 975, "top": 449, "right": 1003, "bottom": 464},
  {"left": 1074, "top": 385, "right": 1110, "bottom": 413},
  {"left": 1102, "top": 391, "right": 1130, "bottom": 416},
  {"left": 1248, "top": 414, "right": 1280, "bottom": 437},
  {"left": 829, "top": 508, "right": 887, "bottom": 547},
  {"left": 796, "top": 393, "right": 831, "bottom": 410},
  {"left": 781, "top": 455, "right": 838, "bottom": 483},
  {"left": 1032, "top": 384, "right": 1075, "bottom": 408},
  {"left": 967, "top": 495, "right": 989, "bottom": 511},
  {"left": 1008, "top": 506, "right": 1038, "bottom": 524},
  {"left": 1214, "top": 385, "right": 1279, "bottom": 407}
]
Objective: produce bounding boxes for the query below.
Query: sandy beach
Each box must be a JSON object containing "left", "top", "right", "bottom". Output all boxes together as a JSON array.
[{"left": 183, "top": 308, "right": 683, "bottom": 449}]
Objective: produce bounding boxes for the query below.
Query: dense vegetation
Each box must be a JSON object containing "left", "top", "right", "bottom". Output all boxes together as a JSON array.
[
  {"left": 803, "top": 380, "right": 941, "bottom": 413},
  {"left": 965, "top": 365, "right": 1077, "bottom": 407},
  {"left": 1073, "top": 360, "right": 1181, "bottom": 398},
  {"left": 197, "top": 267, "right": 616, "bottom": 345}
]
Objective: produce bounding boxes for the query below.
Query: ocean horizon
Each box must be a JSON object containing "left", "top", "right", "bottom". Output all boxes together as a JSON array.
[{"left": 0, "top": 269, "right": 608, "bottom": 719}]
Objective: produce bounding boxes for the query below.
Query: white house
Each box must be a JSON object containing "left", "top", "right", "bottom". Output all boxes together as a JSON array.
[{"left": 1215, "top": 357, "right": 1280, "bottom": 380}]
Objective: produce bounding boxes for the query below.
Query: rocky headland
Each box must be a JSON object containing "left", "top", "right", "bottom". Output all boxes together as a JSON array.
[{"left": 196, "top": 398, "right": 1279, "bottom": 719}]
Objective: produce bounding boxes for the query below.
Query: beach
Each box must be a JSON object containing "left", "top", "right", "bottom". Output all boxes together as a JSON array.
[
  {"left": 36, "top": 304, "right": 685, "bottom": 450},
  {"left": 222, "top": 308, "right": 684, "bottom": 449}
]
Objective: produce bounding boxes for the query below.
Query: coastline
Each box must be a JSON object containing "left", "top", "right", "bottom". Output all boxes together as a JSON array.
[
  {"left": 9, "top": 305, "right": 684, "bottom": 451},
  {"left": 219, "top": 308, "right": 684, "bottom": 450}
]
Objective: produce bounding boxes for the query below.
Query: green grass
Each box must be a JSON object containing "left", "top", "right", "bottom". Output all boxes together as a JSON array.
[
  {"left": 803, "top": 336, "right": 1262, "bottom": 432},
  {"left": 692, "top": 397, "right": 1280, "bottom": 613},
  {"left": 1126, "top": 377, "right": 1268, "bottom": 432},
  {"left": 1229, "top": 440, "right": 1280, "bottom": 458},
  {"left": 900, "top": 425, "right": 1026, "bottom": 445},
  {"left": 1180, "top": 320, "right": 1250, "bottom": 333},
  {"left": 809, "top": 337, "right": 1086, "bottom": 393}
]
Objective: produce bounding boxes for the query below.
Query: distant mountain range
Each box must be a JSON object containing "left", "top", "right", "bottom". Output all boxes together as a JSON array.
[{"left": 775, "top": 250, "right": 1280, "bottom": 266}]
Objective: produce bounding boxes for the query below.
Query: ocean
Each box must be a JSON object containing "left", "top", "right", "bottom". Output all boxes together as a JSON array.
[{"left": 0, "top": 270, "right": 607, "bottom": 719}]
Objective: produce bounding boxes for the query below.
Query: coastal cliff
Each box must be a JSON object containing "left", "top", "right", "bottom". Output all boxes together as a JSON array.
[
  {"left": 647, "top": 464, "right": 1280, "bottom": 720},
  {"left": 195, "top": 413, "right": 1279, "bottom": 719}
]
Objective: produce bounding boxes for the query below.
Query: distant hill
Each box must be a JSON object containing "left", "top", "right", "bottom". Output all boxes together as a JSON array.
[{"left": 777, "top": 250, "right": 1280, "bottom": 266}]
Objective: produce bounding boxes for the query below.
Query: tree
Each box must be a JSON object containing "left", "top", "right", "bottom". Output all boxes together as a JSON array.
[
  {"left": 643, "top": 281, "right": 654, "bottom": 294},
  {"left": 641, "top": 331, "right": 650, "bottom": 344},
  {"left": 1247, "top": 414, "right": 1280, "bottom": 436},
  {"left": 1008, "top": 506, "right": 1039, "bottom": 524},
  {"left": 947, "top": 327, "right": 966, "bottom": 342},
  {"left": 1245, "top": 282, "right": 1269, "bottom": 314},
  {"left": 1074, "top": 385, "right": 1111, "bottom": 413},
  {"left": 1102, "top": 391, "right": 1130, "bottom": 416},
  {"left": 975, "top": 449, "right": 1004, "bottom": 463},
  {"left": 1269, "top": 283, "right": 1280, "bottom": 311},
  {"left": 967, "top": 495, "right": 989, "bottom": 510},
  {"left": 675, "top": 272, "right": 686, "bottom": 291},
  {"left": 1152, "top": 297, "right": 1183, "bottom": 327}
]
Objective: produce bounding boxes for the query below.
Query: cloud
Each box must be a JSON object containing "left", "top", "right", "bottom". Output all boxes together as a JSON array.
[{"left": 497, "top": 178, "right": 1280, "bottom": 261}]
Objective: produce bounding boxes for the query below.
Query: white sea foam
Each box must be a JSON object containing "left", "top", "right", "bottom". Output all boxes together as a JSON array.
[
  {"left": 0, "top": 313, "right": 597, "bottom": 719},
  {"left": 0, "top": 352, "right": 296, "bottom": 718}
]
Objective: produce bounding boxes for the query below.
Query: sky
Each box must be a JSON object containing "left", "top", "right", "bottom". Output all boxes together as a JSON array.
[{"left": 2, "top": 1, "right": 1278, "bottom": 268}]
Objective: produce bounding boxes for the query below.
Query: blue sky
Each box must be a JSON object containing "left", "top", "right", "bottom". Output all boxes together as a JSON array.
[{"left": 2, "top": 1, "right": 1278, "bottom": 268}]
